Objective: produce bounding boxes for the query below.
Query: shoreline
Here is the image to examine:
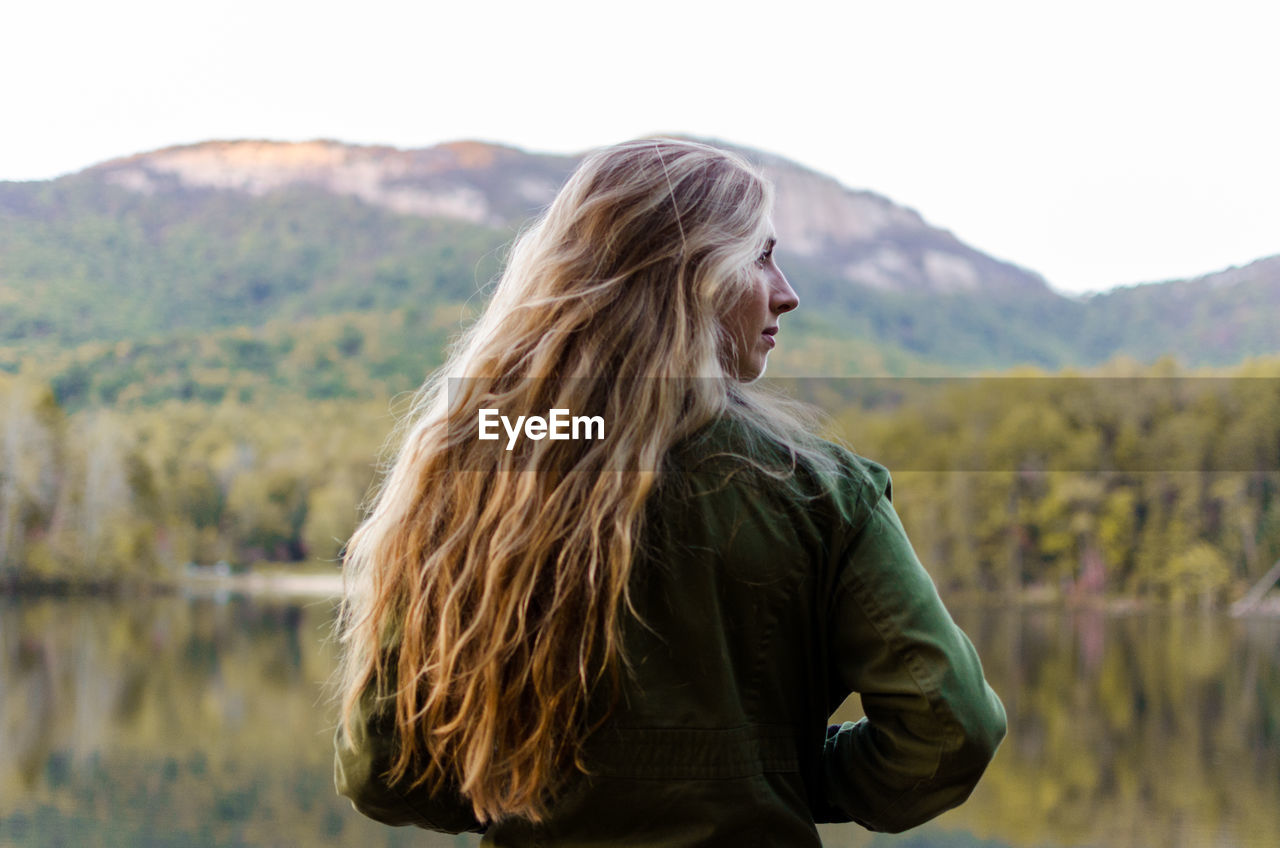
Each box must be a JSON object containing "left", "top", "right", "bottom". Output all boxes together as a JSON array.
[
  {"left": 0, "top": 570, "right": 344, "bottom": 599},
  {"left": 4, "top": 574, "right": 1278, "bottom": 615},
  {"left": 177, "top": 571, "right": 343, "bottom": 598}
]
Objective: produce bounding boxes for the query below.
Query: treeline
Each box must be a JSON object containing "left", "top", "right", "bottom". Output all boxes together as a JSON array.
[
  {"left": 4, "top": 308, "right": 464, "bottom": 411},
  {"left": 4, "top": 307, "right": 939, "bottom": 414},
  {"left": 3, "top": 360, "right": 1280, "bottom": 604},
  {"left": 0, "top": 374, "right": 394, "bottom": 586},
  {"left": 836, "top": 358, "right": 1280, "bottom": 604}
]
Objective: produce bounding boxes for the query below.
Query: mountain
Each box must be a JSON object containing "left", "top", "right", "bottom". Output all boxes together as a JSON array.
[
  {"left": 0, "top": 137, "right": 1277, "bottom": 408},
  {"left": 88, "top": 136, "right": 1055, "bottom": 299},
  {"left": 1075, "top": 255, "right": 1280, "bottom": 366}
]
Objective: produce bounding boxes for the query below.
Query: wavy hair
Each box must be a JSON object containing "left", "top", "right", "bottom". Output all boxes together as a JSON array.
[{"left": 334, "top": 137, "right": 837, "bottom": 823}]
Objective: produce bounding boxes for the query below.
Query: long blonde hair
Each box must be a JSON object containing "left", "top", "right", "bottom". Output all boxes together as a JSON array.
[{"left": 335, "top": 137, "right": 835, "bottom": 823}]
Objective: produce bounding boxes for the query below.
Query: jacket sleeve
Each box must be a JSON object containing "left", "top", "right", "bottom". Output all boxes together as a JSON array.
[
  {"left": 815, "top": 485, "right": 1007, "bottom": 832},
  {"left": 333, "top": 683, "right": 485, "bottom": 834}
]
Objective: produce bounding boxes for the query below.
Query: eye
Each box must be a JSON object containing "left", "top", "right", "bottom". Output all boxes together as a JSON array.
[{"left": 755, "top": 244, "right": 774, "bottom": 268}]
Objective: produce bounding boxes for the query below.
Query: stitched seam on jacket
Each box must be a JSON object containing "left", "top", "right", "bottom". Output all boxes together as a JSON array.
[{"left": 587, "top": 724, "right": 799, "bottom": 779}]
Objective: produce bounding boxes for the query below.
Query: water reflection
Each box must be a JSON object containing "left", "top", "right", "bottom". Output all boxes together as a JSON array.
[
  {"left": 1, "top": 597, "right": 1276, "bottom": 848},
  {"left": 909, "top": 608, "right": 1280, "bottom": 848}
]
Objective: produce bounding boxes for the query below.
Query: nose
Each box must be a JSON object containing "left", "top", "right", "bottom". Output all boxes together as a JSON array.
[{"left": 771, "top": 269, "right": 798, "bottom": 314}]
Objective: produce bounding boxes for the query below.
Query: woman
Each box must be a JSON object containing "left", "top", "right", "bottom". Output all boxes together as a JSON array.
[{"left": 333, "top": 138, "right": 1006, "bottom": 845}]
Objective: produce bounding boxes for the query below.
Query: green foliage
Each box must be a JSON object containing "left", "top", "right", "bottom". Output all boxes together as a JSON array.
[
  {"left": 6, "top": 307, "right": 468, "bottom": 412},
  {"left": 0, "top": 375, "right": 396, "bottom": 583},
  {"left": 0, "top": 178, "right": 503, "bottom": 349},
  {"left": 779, "top": 255, "right": 1087, "bottom": 371},
  {"left": 4, "top": 358, "right": 1280, "bottom": 607},
  {"left": 837, "top": 360, "right": 1280, "bottom": 604},
  {"left": 1076, "top": 274, "right": 1280, "bottom": 366}
]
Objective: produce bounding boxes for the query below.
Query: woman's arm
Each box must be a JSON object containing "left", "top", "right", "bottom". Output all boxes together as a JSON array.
[
  {"left": 816, "top": 488, "right": 1007, "bottom": 833},
  {"left": 333, "top": 684, "right": 486, "bottom": 834}
]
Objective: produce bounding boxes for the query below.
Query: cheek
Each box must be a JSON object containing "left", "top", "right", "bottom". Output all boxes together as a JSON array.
[
  {"left": 750, "top": 281, "right": 771, "bottom": 323},
  {"left": 719, "top": 273, "right": 769, "bottom": 343},
  {"left": 723, "top": 290, "right": 754, "bottom": 335}
]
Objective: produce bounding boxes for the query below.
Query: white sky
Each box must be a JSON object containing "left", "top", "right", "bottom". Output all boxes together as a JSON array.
[{"left": 4, "top": 0, "right": 1277, "bottom": 295}]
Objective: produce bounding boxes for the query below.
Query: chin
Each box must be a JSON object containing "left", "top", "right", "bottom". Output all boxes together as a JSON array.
[{"left": 738, "top": 360, "right": 767, "bottom": 383}]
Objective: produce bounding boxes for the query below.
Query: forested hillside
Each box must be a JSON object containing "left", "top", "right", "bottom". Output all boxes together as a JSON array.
[
  {"left": 0, "top": 177, "right": 502, "bottom": 349},
  {"left": 5, "top": 139, "right": 1280, "bottom": 395},
  {"left": 4, "top": 359, "right": 1279, "bottom": 603},
  {"left": 2, "top": 138, "right": 1278, "bottom": 604}
]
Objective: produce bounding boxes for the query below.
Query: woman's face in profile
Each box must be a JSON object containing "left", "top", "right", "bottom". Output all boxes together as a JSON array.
[{"left": 723, "top": 229, "right": 799, "bottom": 381}]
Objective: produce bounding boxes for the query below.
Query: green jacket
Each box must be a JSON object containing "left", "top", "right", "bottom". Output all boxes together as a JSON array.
[{"left": 335, "top": 420, "right": 1007, "bottom": 845}]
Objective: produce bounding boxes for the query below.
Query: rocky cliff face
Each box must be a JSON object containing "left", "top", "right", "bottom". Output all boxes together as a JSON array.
[
  {"left": 741, "top": 145, "right": 1050, "bottom": 298},
  {"left": 95, "top": 139, "right": 578, "bottom": 229},
  {"left": 91, "top": 137, "right": 1053, "bottom": 299}
]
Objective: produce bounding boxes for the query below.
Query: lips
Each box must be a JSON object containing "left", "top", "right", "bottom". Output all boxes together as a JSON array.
[{"left": 762, "top": 326, "right": 777, "bottom": 348}]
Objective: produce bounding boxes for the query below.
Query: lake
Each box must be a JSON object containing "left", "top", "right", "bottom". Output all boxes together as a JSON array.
[{"left": 1, "top": 595, "right": 1276, "bottom": 847}]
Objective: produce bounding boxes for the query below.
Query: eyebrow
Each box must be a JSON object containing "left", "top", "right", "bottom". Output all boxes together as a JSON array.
[{"left": 764, "top": 236, "right": 777, "bottom": 250}]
